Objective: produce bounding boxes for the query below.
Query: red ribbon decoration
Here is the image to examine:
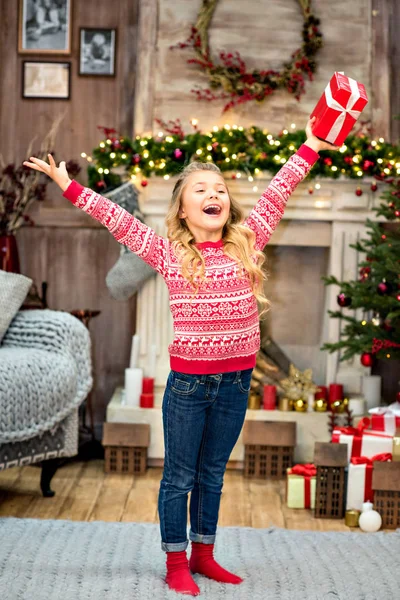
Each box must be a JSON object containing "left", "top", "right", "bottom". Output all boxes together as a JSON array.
[
  {"left": 371, "top": 338, "right": 400, "bottom": 354},
  {"left": 350, "top": 453, "right": 392, "bottom": 502},
  {"left": 331, "top": 417, "right": 371, "bottom": 457},
  {"left": 288, "top": 463, "right": 317, "bottom": 508}
]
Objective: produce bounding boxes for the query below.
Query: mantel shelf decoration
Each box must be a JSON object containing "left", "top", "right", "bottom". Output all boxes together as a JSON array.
[
  {"left": 170, "top": 0, "right": 323, "bottom": 112},
  {"left": 85, "top": 121, "right": 400, "bottom": 194}
]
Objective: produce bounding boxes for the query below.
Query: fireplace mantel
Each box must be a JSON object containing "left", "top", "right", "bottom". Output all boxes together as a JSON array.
[{"left": 136, "top": 177, "right": 384, "bottom": 399}]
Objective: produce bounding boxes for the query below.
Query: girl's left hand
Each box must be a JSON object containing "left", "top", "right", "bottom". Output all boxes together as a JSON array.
[{"left": 304, "top": 117, "right": 340, "bottom": 153}]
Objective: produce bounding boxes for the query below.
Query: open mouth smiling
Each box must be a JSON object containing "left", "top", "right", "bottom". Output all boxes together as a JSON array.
[{"left": 203, "top": 204, "right": 222, "bottom": 216}]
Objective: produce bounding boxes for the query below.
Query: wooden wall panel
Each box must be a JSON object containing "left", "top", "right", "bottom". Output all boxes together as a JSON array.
[
  {"left": 0, "top": 0, "right": 138, "bottom": 165},
  {"left": 151, "top": 0, "right": 374, "bottom": 134},
  {"left": 0, "top": 0, "right": 139, "bottom": 427},
  {"left": 15, "top": 226, "right": 137, "bottom": 426}
]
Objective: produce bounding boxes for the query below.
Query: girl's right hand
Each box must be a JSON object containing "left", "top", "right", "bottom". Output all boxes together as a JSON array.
[{"left": 23, "top": 154, "right": 72, "bottom": 192}]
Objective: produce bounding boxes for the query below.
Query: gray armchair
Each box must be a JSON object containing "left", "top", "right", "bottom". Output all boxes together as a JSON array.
[{"left": 0, "top": 309, "right": 93, "bottom": 496}]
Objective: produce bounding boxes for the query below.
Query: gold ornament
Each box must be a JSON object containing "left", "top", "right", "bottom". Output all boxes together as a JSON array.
[
  {"left": 280, "top": 364, "right": 318, "bottom": 402},
  {"left": 293, "top": 398, "right": 308, "bottom": 412},
  {"left": 331, "top": 398, "right": 349, "bottom": 413},
  {"left": 313, "top": 398, "right": 328, "bottom": 412}
]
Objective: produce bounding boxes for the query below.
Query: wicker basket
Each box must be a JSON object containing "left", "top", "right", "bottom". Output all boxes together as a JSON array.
[
  {"left": 372, "top": 461, "right": 400, "bottom": 529},
  {"left": 314, "top": 442, "right": 347, "bottom": 519},
  {"left": 102, "top": 422, "right": 150, "bottom": 475},
  {"left": 243, "top": 421, "right": 296, "bottom": 479}
]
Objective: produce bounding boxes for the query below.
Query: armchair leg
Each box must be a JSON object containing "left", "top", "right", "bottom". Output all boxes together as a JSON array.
[{"left": 40, "top": 458, "right": 60, "bottom": 497}]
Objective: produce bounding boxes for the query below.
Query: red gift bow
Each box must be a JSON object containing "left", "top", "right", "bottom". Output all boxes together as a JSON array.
[
  {"left": 371, "top": 338, "right": 400, "bottom": 354},
  {"left": 350, "top": 453, "right": 392, "bottom": 502},
  {"left": 289, "top": 463, "right": 316, "bottom": 508},
  {"left": 331, "top": 417, "right": 371, "bottom": 457}
]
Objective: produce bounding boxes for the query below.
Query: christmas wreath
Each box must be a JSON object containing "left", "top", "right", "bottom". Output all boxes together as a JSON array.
[{"left": 172, "top": 0, "right": 323, "bottom": 112}]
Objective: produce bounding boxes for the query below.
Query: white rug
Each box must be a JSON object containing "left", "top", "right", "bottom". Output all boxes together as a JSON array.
[{"left": 0, "top": 518, "right": 399, "bottom": 599}]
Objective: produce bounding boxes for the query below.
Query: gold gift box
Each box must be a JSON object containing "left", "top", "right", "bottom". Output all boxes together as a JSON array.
[{"left": 393, "top": 427, "right": 400, "bottom": 462}]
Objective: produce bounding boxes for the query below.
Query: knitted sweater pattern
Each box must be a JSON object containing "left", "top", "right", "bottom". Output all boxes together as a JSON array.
[{"left": 63, "top": 144, "right": 318, "bottom": 374}]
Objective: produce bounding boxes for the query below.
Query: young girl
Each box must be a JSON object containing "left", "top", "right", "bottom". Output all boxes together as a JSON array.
[{"left": 24, "top": 117, "right": 337, "bottom": 596}]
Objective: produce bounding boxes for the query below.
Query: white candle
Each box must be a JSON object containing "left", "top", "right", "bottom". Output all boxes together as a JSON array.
[
  {"left": 362, "top": 375, "right": 381, "bottom": 411},
  {"left": 125, "top": 367, "right": 143, "bottom": 407},
  {"left": 147, "top": 344, "right": 157, "bottom": 378},
  {"left": 348, "top": 397, "right": 365, "bottom": 416},
  {"left": 129, "top": 334, "right": 140, "bottom": 369}
]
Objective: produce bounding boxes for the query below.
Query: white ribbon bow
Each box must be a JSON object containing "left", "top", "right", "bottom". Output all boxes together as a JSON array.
[{"left": 324, "top": 76, "right": 362, "bottom": 144}]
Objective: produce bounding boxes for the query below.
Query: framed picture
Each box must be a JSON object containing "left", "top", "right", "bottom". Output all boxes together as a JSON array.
[
  {"left": 18, "top": 0, "right": 72, "bottom": 54},
  {"left": 79, "top": 28, "right": 116, "bottom": 76},
  {"left": 22, "top": 61, "right": 71, "bottom": 99}
]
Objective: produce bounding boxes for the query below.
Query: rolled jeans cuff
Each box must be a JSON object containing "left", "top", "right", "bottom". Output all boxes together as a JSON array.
[
  {"left": 161, "top": 540, "right": 188, "bottom": 552},
  {"left": 189, "top": 529, "right": 216, "bottom": 544}
]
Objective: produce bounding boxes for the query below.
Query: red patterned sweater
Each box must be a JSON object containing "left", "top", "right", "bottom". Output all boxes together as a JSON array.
[{"left": 63, "top": 143, "right": 318, "bottom": 374}]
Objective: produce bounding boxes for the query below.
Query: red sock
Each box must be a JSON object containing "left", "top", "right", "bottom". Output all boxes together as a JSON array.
[
  {"left": 165, "top": 550, "right": 200, "bottom": 596},
  {"left": 189, "top": 542, "right": 243, "bottom": 584}
]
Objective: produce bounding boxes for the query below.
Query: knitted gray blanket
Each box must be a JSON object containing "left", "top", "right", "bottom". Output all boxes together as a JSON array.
[
  {"left": 0, "top": 519, "right": 399, "bottom": 600},
  {"left": 0, "top": 310, "right": 93, "bottom": 443}
]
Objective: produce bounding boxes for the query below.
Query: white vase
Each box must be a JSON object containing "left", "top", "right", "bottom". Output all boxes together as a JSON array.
[
  {"left": 359, "top": 501, "right": 382, "bottom": 533},
  {"left": 362, "top": 375, "right": 381, "bottom": 411}
]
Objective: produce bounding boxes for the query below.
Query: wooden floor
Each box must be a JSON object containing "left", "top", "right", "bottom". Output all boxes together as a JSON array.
[{"left": 0, "top": 460, "right": 354, "bottom": 531}]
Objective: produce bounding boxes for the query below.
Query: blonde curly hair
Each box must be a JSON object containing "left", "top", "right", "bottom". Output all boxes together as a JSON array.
[{"left": 165, "top": 161, "right": 271, "bottom": 317}]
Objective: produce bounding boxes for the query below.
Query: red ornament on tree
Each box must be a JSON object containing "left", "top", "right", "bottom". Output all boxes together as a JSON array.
[
  {"left": 141, "top": 179, "right": 148, "bottom": 187},
  {"left": 324, "top": 157, "right": 333, "bottom": 166},
  {"left": 377, "top": 281, "right": 392, "bottom": 295},
  {"left": 355, "top": 187, "right": 363, "bottom": 196},
  {"left": 308, "top": 187, "right": 314, "bottom": 194},
  {"left": 361, "top": 352, "right": 373, "bottom": 367},
  {"left": 337, "top": 292, "right": 352, "bottom": 307},
  {"left": 370, "top": 182, "right": 378, "bottom": 192}
]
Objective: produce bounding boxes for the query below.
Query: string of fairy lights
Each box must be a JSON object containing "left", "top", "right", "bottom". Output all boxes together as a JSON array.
[{"left": 80, "top": 119, "right": 400, "bottom": 194}]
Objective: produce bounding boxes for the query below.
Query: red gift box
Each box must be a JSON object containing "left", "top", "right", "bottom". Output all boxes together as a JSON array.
[{"left": 310, "top": 72, "right": 368, "bottom": 146}]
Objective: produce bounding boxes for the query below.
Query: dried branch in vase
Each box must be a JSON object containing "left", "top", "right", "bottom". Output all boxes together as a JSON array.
[{"left": 0, "top": 113, "right": 81, "bottom": 236}]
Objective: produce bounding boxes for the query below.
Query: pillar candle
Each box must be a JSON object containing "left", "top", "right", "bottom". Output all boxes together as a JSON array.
[
  {"left": 140, "top": 393, "right": 154, "bottom": 408},
  {"left": 263, "top": 385, "right": 276, "bottom": 410},
  {"left": 125, "top": 367, "right": 143, "bottom": 407},
  {"left": 348, "top": 397, "right": 365, "bottom": 416},
  {"left": 315, "top": 385, "right": 328, "bottom": 401},
  {"left": 129, "top": 334, "right": 140, "bottom": 369},
  {"left": 329, "top": 383, "right": 343, "bottom": 409},
  {"left": 362, "top": 375, "right": 381, "bottom": 411},
  {"left": 142, "top": 377, "right": 154, "bottom": 394}
]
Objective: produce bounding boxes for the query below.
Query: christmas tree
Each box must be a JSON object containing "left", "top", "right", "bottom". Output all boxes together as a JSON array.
[{"left": 321, "top": 176, "right": 400, "bottom": 366}]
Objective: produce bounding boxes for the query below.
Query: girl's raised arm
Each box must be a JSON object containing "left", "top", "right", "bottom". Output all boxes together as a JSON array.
[
  {"left": 23, "top": 155, "right": 169, "bottom": 277},
  {"left": 243, "top": 118, "right": 338, "bottom": 252}
]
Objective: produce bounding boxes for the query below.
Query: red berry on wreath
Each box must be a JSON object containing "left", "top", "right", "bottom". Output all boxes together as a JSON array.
[
  {"left": 361, "top": 352, "right": 373, "bottom": 367},
  {"left": 141, "top": 179, "right": 148, "bottom": 187},
  {"left": 355, "top": 187, "right": 363, "bottom": 196}
]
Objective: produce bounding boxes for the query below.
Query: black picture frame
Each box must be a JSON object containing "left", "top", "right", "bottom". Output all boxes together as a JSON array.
[
  {"left": 22, "top": 60, "right": 71, "bottom": 99},
  {"left": 79, "top": 28, "right": 117, "bottom": 77},
  {"left": 18, "top": 0, "right": 72, "bottom": 55}
]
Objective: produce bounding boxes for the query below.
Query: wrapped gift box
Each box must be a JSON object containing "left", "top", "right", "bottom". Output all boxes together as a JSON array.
[
  {"left": 346, "top": 453, "right": 392, "bottom": 511},
  {"left": 286, "top": 464, "right": 316, "bottom": 509},
  {"left": 310, "top": 72, "right": 368, "bottom": 146},
  {"left": 332, "top": 418, "right": 393, "bottom": 462},
  {"left": 369, "top": 402, "right": 400, "bottom": 435}
]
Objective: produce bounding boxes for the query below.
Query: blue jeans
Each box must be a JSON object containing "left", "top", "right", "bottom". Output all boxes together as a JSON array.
[{"left": 158, "top": 368, "right": 253, "bottom": 552}]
